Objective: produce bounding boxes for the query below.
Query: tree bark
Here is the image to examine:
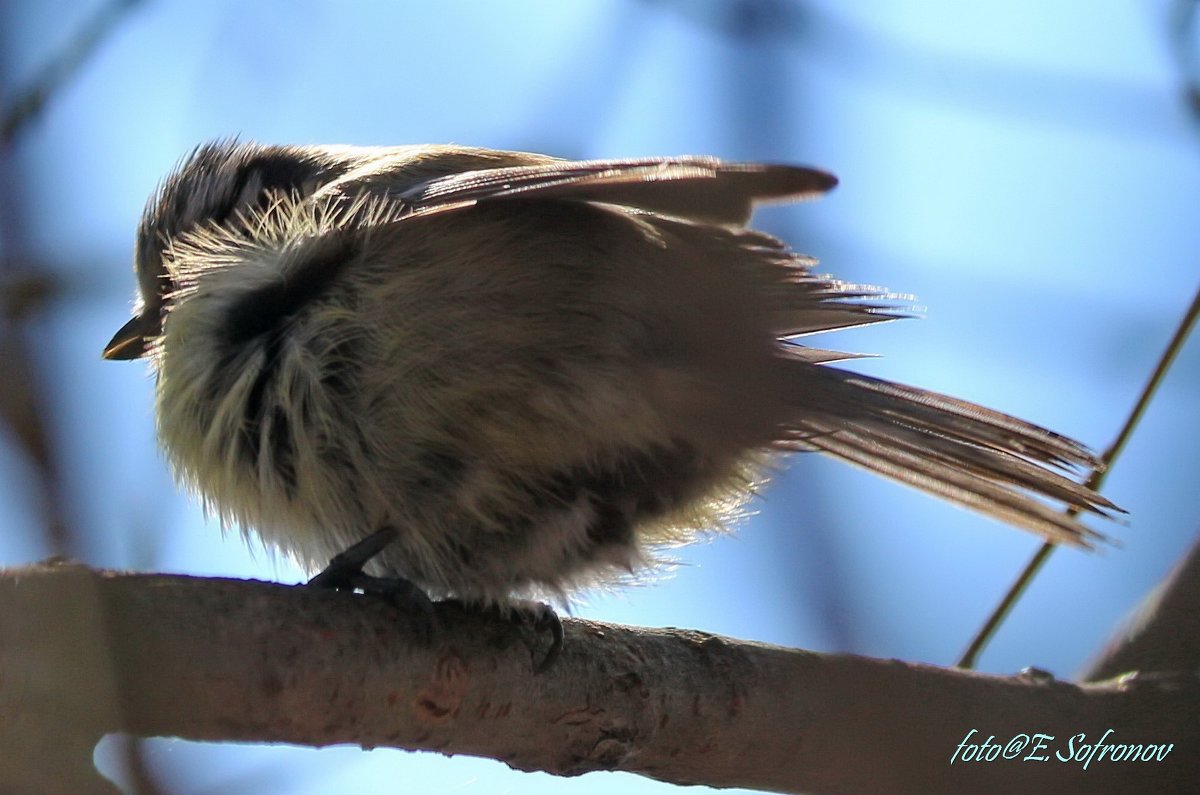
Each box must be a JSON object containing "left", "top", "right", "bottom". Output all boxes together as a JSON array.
[{"left": 2, "top": 561, "right": 1195, "bottom": 794}]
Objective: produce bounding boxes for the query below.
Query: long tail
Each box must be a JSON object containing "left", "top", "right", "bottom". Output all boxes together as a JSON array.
[{"left": 775, "top": 356, "right": 1119, "bottom": 546}]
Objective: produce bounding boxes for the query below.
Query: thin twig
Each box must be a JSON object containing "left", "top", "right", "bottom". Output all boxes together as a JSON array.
[
  {"left": 959, "top": 3, "right": 1200, "bottom": 670},
  {"left": 958, "top": 284, "right": 1200, "bottom": 669}
]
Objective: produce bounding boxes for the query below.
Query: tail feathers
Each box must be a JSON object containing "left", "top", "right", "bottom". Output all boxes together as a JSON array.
[
  {"left": 779, "top": 362, "right": 1119, "bottom": 546},
  {"left": 778, "top": 311, "right": 896, "bottom": 337},
  {"left": 761, "top": 248, "right": 914, "bottom": 338}
]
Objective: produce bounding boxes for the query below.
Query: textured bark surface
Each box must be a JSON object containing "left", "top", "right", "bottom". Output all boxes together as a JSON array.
[{"left": 2, "top": 561, "right": 1196, "bottom": 794}]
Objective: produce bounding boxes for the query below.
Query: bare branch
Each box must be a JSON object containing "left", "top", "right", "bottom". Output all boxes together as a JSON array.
[
  {"left": 2, "top": 562, "right": 1196, "bottom": 793},
  {"left": 1083, "top": 531, "right": 1200, "bottom": 682}
]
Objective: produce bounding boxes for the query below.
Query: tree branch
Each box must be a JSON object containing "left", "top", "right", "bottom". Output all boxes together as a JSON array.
[
  {"left": 1082, "top": 531, "right": 1200, "bottom": 682},
  {"left": 2, "top": 561, "right": 1195, "bottom": 794}
]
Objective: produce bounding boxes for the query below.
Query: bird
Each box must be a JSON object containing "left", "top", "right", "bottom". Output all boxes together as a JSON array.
[{"left": 104, "top": 140, "right": 1118, "bottom": 666}]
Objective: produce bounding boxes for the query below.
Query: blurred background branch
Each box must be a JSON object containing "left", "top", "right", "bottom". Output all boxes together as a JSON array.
[{"left": 0, "top": 0, "right": 144, "bottom": 146}]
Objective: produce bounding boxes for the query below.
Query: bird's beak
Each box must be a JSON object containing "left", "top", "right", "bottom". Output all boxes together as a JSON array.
[{"left": 102, "top": 313, "right": 156, "bottom": 360}]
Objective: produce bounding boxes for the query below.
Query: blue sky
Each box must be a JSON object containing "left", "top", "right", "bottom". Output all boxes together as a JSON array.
[{"left": 2, "top": 1, "right": 1198, "bottom": 792}]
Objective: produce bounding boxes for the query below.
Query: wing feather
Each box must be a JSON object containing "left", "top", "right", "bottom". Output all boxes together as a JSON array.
[{"left": 323, "top": 155, "right": 837, "bottom": 226}]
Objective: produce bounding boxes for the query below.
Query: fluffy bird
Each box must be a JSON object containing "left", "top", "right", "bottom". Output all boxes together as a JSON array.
[{"left": 105, "top": 141, "right": 1117, "bottom": 641}]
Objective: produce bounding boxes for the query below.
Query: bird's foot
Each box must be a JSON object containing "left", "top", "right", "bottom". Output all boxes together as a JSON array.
[{"left": 307, "top": 526, "right": 436, "bottom": 642}]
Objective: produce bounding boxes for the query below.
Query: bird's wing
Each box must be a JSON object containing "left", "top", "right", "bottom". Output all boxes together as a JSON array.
[{"left": 327, "top": 155, "right": 837, "bottom": 227}]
